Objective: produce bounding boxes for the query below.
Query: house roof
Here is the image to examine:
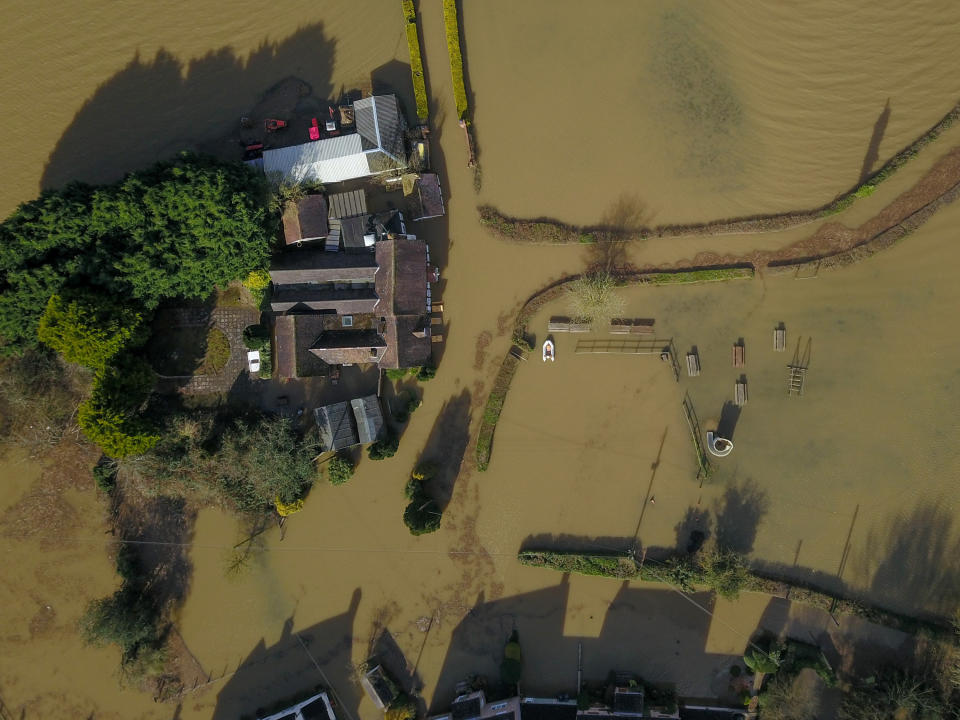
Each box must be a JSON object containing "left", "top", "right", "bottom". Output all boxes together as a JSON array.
[
  {"left": 309, "top": 329, "right": 386, "bottom": 365},
  {"left": 258, "top": 692, "right": 336, "bottom": 720},
  {"left": 328, "top": 189, "right": 368, "bottom": 219},
  {"left": 314, "top": 395, "right": 385, "bottom": 451},
  {"left": 261, "top": 95, "right": 406, "bottom": 184},
  {"left": 414, "top": 173, "right": 445, "bottom": 220},
  {"left": 360, "top": 665, "right": 397, "bottom": 711},
  {"left": 391, "top": 237, "right": 428, "bottom": 315},
  {"left": 520, "top": 701, "right": 578, "bottom": 720},
  {"left": 283, "top": 194, "right": 329, "bottom": 245},
  {"left": 274, "top": 314, "right": 297, "bottom": 379},
  {"left": 612, "top": 690, "right": 644, "bottom": 717},
  {"left": 451, "top": 697, "right": 483, "bottom": 720},
  {"left": 269, "top": 250, "right": 378, "bottom": 285},
  {"left": 270, "top": 287, "right": 379, "bottom": 314}
]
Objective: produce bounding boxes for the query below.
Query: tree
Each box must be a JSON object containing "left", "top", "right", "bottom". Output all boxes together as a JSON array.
[
  {"left": 758, "top": 672, "right": 821, "bottom": 720},
  {"left": 369, "top": 431, "right": 400, "bottom": 461},
  {"left": 328, "top": 455, "right": 355, "bottom": 486},
  {"left": 37, "top": 291, "right": 146, "bottom": 370},
  {"left": 78, "top": 356, "right": 159, "bottom": 458},
  {"left": 0, "top": 154, "right": 270, "bottom": 351},
  {"left": 403, "top": 491, "right": 442, "bottom": 535},
  {"left": 500, "top": 630, "right": 523, "bottom": 686},
  {"left": 566, "top": 272, "right": 625, "bottom": 326}
]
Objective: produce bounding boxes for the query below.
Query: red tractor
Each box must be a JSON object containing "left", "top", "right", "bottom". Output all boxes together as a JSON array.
[{"left": 265, "top": 118, "right": 287, "bottom": 132}]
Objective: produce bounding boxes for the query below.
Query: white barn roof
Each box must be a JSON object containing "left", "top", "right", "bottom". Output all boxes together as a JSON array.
[{"left": 262, "top": 95, "right": 406, "bottom": 185}]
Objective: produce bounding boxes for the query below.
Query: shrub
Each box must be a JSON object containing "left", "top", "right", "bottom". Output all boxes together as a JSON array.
[
  {"left": 386, "top": 693, "right": 417, "bottom": 720},
  {"left": 854, "top": 184, "right": 877, "bottom": 199},
  {"left": 242, "top": 324, "right": 270, "bottom": 351},
  {"left": 442, "top": 0, "right": 468, "bottom": 119},
  {"left": 369, "top": 431, "right": 399, "bottom": 461},
  {"left": 93, "top": 461, "right": 117, "bottom": 493},
  {"left": 699, "top": 546, "right": 750, "bottom": 600},
  {"left": 403, "top": 493, "right": 442, "bottom": 535},
  {"left": 327, "top": 456, "right": 355, "bottom": 486},
  {"left": 78, "top": 357, "right": 159, "bottom": 458},
  {"left": 412, "top": 461, "right": 436, "bottom": 481},
  {"left": 744, "top": 646, "right": 782, "bottom": 675},
  {"left": 417, "top": 364, "right": 436, "bottom": 381},
  {"left": 243, "top": 269, "right": 270, "bottom": 291}
]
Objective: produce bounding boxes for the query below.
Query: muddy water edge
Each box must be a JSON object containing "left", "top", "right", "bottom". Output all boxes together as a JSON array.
[{"left": 2, "top": 0, "right": 960, "bottom": 718}]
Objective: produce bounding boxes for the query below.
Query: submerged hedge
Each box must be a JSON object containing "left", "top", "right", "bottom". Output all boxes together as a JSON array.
[
  {"left": 518, "top": 549, "right": 956, "bottom": 639},
  {"left": 647, "top": 267, "right": 754, "bottom": 284},
  {"left": 401, "top": 1, "right": 428, "bottom": 121},
  {"left": 476, "top": 351, "right": 521, "bottom": 471},
  {"left": 442, "top": 0, "right": 468, "bottom": 119}
]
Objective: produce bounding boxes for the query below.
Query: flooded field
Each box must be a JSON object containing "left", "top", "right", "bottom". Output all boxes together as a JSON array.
[
  {"left": 2, "top": 0, "right": 960, "bottom": 717},
  {"left": 467, "top": 0, "right": 960, "bottom": 225}
]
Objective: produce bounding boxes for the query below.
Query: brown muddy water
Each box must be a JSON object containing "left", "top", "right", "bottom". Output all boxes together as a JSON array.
[{"left": 2, "top": 0, "right": 959, "bottom": 717}]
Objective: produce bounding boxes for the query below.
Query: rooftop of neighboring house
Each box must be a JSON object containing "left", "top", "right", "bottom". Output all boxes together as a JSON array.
[
  {"left": 257, "top": 691, "right": 337, "bottom": 720},
  {"left": 282, "top": 194, "right": 329, "bottom": 246}
]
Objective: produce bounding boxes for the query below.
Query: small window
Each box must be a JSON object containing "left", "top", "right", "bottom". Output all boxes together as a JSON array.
[
  {"left": 342, "top": 315, "right": 353, "bottom": 327},
  {"left": 369, "top": 348, "right": 378, "bottom": 357}
]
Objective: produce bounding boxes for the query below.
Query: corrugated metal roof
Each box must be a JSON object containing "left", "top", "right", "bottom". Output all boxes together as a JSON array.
[{"left": 352, "top": 396, "right": 385, "bottom": 444}]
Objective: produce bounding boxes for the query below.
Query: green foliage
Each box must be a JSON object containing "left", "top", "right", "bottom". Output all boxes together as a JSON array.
[
  {"left": 663, "top": 555, "right": 699, "bottom": 593},
  {"left": 327, "top": 455, "right": 355, "bottom": 486},
  {"left": 854, "top": 183, "right": 877, "bottom": 198},
  {"left": 647, "top": 267, "right": 754, "bottom": 284},
  {"left": 78, "top": 357, "right": 159, "bottom": 458},
  {"left": 0, "top": 153, "right": 269, "bottom": 351},
  {"left": 243, "top": 324, "right": 270, "bottom": 350},
  {"left": 476, "top": 352, "right": 520, "bottom": 471},
  {"left": 403, "top": 488, "right": 442, "bottom": 535},
  {"left": 404, "top": 15, "right": 429, "bottom": 121},
  {"left": 386, "top": 693, "right": 417, "bottom": 720},
  {"left": 744, "top": 646, "right": 782, "bottom": 675},
  {"left": 518, "top": 550, "right": 639, "bottom": 579},
  {"left": 203, "top": 328, "right": 231, "bottom": 374},
  {"left": 700, "top": 546, "right": 750, "bottom": 600},
  {"left": 37, "top": 292, "right": 146, "bottom": 371},
  {"left": 566, "top": 272, "right": 625, "bottom": 326},
  {"left": 838, "top": 669, "right": 952, "bottom": 720},
  {"left": 368, "top": 431, "right": 399, "bottom": 461},
  {"left": 93, "top": 461, "right": 117, "bottom": 494},
  {"left": 442, "top": 0, "right": 468, "bottom": 119},
  {"left": 501, "top": 630, "right": 523, "bottom": 685},
  {"left": 416, "top": 364, "right": 436, "bottom": 381}
]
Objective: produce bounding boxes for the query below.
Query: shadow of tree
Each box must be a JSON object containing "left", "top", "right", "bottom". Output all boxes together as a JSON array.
[
  {"left": 860, "top": 99, "right": 891, "bottom": 184},
  {"left": 855, "top": 501, "right": 960, "bottom": 616},
  {"left": 674, "top": 506, "right": 712, "bottom": 554},
  {"left": 41, "top": 24, "right": 337, "bottom": 192},
  {"left": 713, "top": 478, "right": 768, "bottom": 555},
  {"left": 418, "top": 389, "right": 472, "bottom": 511},
  {"left": 584, "top": 194, "right": 653, "bottom": 274},
  {"left": 211, "top": 588, "right": 363, "bottom": 720}
]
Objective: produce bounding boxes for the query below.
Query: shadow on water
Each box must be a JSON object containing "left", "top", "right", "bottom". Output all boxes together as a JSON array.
[
  {"left": 417, "top": 389, "right": 472, "bottom": 511},
  {"left": 674, "top": 506, "right": 712, "bottom": 554},
  {"left": 713, "top": 478, "right": 768, "bottom": 555},
  {"left": 211, "top": 588, "right": 363, "bottom": 720},
  {"left": 519, "top": 533, "right": 635, "bottom": 555},
  {"left": 716, "top": 401, "right": 741, "bottom": 442},
  {"left": 859, "top": 99, "right": 892, "bottom": 184},
  {"left": 854, "top": 501, "right": 960, "bottom": 616},
  {"left": 429, "top": 575, "right": 733, "bottom": 711},
  {"left": 41, "top": 24, "right": 337, "bottom": 191}
]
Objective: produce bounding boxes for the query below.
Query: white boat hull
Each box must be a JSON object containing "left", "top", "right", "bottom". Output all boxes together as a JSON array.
[{"left": 542, "top": 339, "right": 555, "bottom": 362}]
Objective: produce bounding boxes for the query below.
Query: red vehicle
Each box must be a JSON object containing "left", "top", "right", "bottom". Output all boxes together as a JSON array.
[{"left": 265, "top": 118, "right": 287, "bottom": 132}]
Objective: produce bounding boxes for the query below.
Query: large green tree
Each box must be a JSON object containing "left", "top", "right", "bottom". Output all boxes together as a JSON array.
[{"left": 0, "top": 153, "right": 269, "bottom": 351}]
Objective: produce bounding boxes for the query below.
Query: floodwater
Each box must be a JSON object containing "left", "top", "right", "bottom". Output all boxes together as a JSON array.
[{"left": 2, "top": 0, "right": 960, "bottom": 717}]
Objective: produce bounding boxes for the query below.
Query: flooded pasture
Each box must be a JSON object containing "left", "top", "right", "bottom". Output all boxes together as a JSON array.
[{"left": 2, "top": 0, "right": 960, "bottom": 717}]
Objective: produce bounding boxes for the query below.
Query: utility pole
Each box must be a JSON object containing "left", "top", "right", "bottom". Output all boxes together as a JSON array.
[{"left": 577, "top": 642, "right": 583, "bottom": 695}]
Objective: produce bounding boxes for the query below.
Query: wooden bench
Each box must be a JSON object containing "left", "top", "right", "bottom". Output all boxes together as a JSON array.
[
  {"left": 732, "top": 344, "right": 745, "bottom": 367},
  {"left": 610, "top": 319, "right": 655, "bottom": 335},
  {"left": 735, "top": 380, "right": 747, "bottom": 406},
  {"left": 774, "top": 327, "right": 786, "bottom": 352},
  {"left": 686, "top": 353, "right": 701, "bottom": 377}
]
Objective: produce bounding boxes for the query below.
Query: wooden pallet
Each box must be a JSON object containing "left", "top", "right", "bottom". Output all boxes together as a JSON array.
[
  {"left": 774, "top": 327, "right": 786, "bottom": 352},
  {"left": 686, "top": 353, "right": 701, "bottom": 377},
  {"left": 732, "top": 344, "right": 745, "bottom": 367},
  {"left": 735, "top": 380, "right": 748, "bottom": 406}
]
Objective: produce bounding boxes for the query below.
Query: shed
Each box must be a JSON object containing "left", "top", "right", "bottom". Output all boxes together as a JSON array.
[
  {"left": 413, "top": 173, "right": 445, "bottom": 220},
  {"left": 359, "top": 664, "right": 398, "bottom": 710},
  {"left": 314, "top": 394, "right": 385, "bottom": 452},
  {"left": 282, "top": 194, "right": 329, "bottom": 246}
]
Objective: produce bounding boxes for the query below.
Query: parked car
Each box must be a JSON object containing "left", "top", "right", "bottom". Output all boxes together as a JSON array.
[{"left": 247, "top": 350, "right": 261, "bottom": 373}]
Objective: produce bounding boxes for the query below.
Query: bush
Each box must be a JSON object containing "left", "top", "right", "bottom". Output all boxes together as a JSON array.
[
  {"left": 403, "top": 476, "right": 441, "bottom": 535},
  {"left": 566, "top": 272, "right": 625, "bottom": 326},
  {"left": 242, "top": 324, "right": 270, "bottom": 351},
  {"left": 78, "top": 357, "right": 159, "bottom": 458},
  {"left": 417, "top": 364, "right": 436, "bottom": 381},
  {"left": 700, "top": 547, "right": 750, "bottom": 600},
  {"left": 442, "top": 0, "right": 468, "bottom": 119},
  {"left": 327, "top": 456, "right": 355, "bottom": 486},
  {"left": 93, "top": 461, "right": 117, "bottom": 493},
  {"left": 386, "top": 693, "right": 417, "bottom": 720},
  {"left": 368, "top": 431, "right": 399, "bottom": 461}
]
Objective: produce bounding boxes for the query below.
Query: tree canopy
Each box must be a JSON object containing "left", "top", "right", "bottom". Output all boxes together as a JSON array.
[{"left": 0, "top": 153, "right": 269, "bottom": 352}]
